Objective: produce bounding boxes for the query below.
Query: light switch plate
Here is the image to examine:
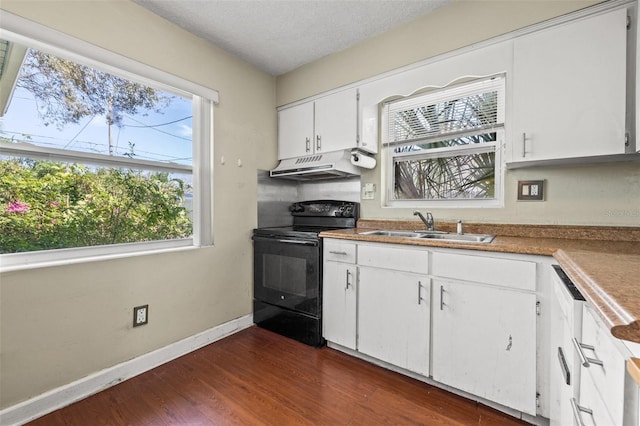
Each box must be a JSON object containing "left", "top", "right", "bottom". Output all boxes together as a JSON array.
[{"left": 517, "top": 180, "right": 544, "bottom": 201}]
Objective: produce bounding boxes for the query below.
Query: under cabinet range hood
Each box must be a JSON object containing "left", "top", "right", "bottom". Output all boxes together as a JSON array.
[{"left": 270, "top": 149, "right": 360, "bottom": 181}]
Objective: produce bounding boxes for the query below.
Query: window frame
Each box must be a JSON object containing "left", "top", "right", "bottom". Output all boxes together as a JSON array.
[
  {"left": 381, "top": 76, "right": 505, "bottom": 209},
  {"left": 0, "top": 11, "right": 217, "bottom": 271}
]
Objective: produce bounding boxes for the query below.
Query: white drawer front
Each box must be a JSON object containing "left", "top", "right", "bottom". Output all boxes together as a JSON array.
[
  {"left": 432, "top": 252, "right": 536, "bottom": 291},
  {"left": 579, "top": 305, "right": 626, "bottom": 426},
  {"left": 358, "top": 244, "right": 428, "bottom": 274},
  {"left": 578, "top": 370, "right": 616, "bottom": 426},
  {"left": 324, "top": 240, "right": 356, "bottom": 263}
]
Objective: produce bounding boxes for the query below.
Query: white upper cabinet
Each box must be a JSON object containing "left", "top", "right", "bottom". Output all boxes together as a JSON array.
[
  {"left": 278, "top": 101, "right": 314, "bottom": 159},
  {"left": 510, "top": 8, "right": 629, "bottom": 165},
  {"left": 277, "top": 88, "right": 358, "bottom": 159}
]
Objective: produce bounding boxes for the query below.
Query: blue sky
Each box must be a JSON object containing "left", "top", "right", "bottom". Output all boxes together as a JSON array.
[{"left": 1, "top": 75, "right": 193, "bottom": 166}]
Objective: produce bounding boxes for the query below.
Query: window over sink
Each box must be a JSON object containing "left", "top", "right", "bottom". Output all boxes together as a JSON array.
[{"left": 382, "top": 75, "right": 504, "bottom": 208}]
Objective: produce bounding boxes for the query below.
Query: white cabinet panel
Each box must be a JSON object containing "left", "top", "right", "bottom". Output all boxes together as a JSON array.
[
  {"left": 579, "top": 305, "right": 627, "bottom": 425},
  {"left": 432, "top": 252, "right": 536, "bottom": 291},
  {"left": 314, "top": 88, "right": 358, "bottom": 153},
  {"left": 511, "top": 8, "right": 628, "bottom": 164},
  {"left": 324, "top": 240, "right": 356, "bottom": 263},
  {"left": 278, "top": 89, "right": 358, "bottom": 160},
  {"left": 358, "top": 243, "right": 428, "bottom": 274},
  {"left": 322, "top": 261, "right": 357, "bottom": 350},
  {"left": 432, "top": 278, "right": 537, "bottom": 415},
  {"left": 358, "top": 266, "right": 430, "bottom": 376},
  {"left": 278, "top": 101, "right": 314, "bottom": 159}
]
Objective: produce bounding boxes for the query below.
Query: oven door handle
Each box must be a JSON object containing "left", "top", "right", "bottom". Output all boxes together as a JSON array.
[
  {"left": 251, "top": 235, "right": 318, "bottom": 246},
  {"left": 276, "top": 239, "right": 317, "bottom": 246},
  {"left": 252, "top": 235, "right": 318, "bottom": 246}
]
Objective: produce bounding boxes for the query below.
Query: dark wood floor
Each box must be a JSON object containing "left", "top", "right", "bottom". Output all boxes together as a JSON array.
[{"left": 27, "top": 326, "right": 527, "bottom": 425}]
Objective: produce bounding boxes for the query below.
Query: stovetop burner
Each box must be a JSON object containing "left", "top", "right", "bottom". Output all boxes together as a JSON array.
[{"left": 254, "top": 200, "right": 359, "bottom": 239}]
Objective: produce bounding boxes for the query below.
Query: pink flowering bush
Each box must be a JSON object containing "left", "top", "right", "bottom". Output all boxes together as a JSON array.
[
  {"left": 0, "top": 159, "right": 192, "bottom": 253},
  {"left": 6, "top": 201, "right": 30, "bottom": 214}
]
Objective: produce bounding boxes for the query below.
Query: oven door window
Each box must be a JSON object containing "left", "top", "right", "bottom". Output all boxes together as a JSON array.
[{"left": 253, "top": 236, "right": 320, "bottom": 316}]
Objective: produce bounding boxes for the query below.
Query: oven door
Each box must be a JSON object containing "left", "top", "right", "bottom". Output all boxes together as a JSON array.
[{"left": 253, "top": 235, "right": 320, "bottom": 317}]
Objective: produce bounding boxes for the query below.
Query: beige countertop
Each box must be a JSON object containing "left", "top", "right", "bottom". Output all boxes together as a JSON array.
[{"left": 320, "top": 220, "right": 640, "bottom": 346}]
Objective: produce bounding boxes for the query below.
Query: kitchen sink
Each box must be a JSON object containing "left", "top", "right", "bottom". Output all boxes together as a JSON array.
[
  {"left": 359, "top": 229, "right": 495, "bottom": 244},
  {"left": 358, "top": 230, "right": 426, "bottom": 238}
]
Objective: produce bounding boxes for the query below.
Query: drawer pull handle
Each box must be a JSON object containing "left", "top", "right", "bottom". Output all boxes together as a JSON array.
[
  {"left": 417, "top": 281, "right": 423, "bottom": 305},
  {"left": 345, "top": 270, "right": 352, "bottom": 290},
  {"left": 329, "top": 251, "right": 348, "bottom": 256},
  {"left": 570, "top": 397, "right": 592, "bottom": 426},
  {"left": 557, "top": 347, "right": 570, "bottom": 385},
  {"left": 439, "top": 285, "right": 445, "bottom": 310},
  {"left": 572, "top": 338, "right": 604, "bottom": 368}
]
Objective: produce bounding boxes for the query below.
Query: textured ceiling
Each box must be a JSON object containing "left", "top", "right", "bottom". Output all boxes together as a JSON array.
[{"left": 133, "top": 0, "right": 449, "bottom": 76}]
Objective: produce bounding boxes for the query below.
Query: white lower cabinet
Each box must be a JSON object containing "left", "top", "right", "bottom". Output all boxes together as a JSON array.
[
  {"left": 358, "top": 266, "right": 430, "bottom": 376},
  {"left": 574, "top": 304, "right": 640, "bottom": 426},
  {"left": 322, "top": 241, "right": 357, "bottom": 349},
  {"left": 432, "top": 278, "right": 537, "bottom": 415},
  {"left": 322, "top": 240, "right": 542, "bottom": 418}
]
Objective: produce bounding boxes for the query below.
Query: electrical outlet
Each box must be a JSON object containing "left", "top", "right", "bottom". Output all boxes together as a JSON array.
[{"left": 133, "top": 305, "right": 148, "bottom": 327}]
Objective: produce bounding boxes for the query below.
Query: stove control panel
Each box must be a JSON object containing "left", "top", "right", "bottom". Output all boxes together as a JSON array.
[{"left": 289, "top": 200, "right": 359, "bottom": 219}]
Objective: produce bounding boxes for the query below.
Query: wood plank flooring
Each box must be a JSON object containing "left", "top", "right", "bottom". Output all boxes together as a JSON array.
[{"left": 27, "top": 326, "right": 528, "bottom": 425}]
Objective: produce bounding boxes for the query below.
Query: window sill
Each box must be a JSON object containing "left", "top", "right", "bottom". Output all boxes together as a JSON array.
[
  {"left": 384, "top": 198, "right": 504, "bottom": 209},
  {"left": 0, "top": 239, "right": 199, "bottom": 273}
]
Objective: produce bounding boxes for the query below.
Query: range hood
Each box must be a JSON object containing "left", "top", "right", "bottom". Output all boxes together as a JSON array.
[{"left": 270, "top": 149, "right": 361, "bottom": 181}]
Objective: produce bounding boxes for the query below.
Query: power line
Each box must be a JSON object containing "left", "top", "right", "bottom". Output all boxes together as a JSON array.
[
  {"left": 123, "top": 115, "right": 192, "bottom": 128},
  {"left": 123, "top": 115, "right": 191, "bottom": 141}
]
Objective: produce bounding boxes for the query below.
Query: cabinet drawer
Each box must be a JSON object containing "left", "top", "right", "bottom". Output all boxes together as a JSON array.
[
  {"left": 577, "top": 370, "right": 616, "bottom": 426},
  {"left": 324, "top": 240, "right": 356, "bottom": 263},
  {"left": 578, "top": 305, "right": 626, "bottom": 425},
  {"left": 432, "top": 252, "right": 536, "bottom": 291},
  {"left": 358, "top": 244, "right": 428, "bottom": 274}
]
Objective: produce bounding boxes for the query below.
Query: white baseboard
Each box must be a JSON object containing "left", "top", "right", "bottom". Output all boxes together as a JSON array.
[{"left": 0, "top": 314, "right": 253, "bottom": 426}]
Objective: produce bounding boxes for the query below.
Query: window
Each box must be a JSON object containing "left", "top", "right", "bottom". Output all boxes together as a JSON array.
[
  {"left": 0, "top": 14, "right": 217, "bottom": 270},
  {"left": 382, "top": 76, "right": 504, "bottom": 207}
]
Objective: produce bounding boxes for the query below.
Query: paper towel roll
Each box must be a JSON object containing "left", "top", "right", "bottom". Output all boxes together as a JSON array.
[{"left": 351, "top": 152, "right": 376, "bottom": 169}]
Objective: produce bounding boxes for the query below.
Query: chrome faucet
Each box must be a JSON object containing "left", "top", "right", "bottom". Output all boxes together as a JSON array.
[{"left": 413, "top": 211, "right": 434, "bottom": 231}]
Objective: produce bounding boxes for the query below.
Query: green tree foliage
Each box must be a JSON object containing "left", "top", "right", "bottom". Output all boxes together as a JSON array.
[
  {"left": 16, "top": 49, "right": 170, "bottom": 154},
  {"left": 0, "top": 159, "right": 192, "bottom": 254},
  {"left": 17, "top": 49, "right": 168, "bottom": 129}
]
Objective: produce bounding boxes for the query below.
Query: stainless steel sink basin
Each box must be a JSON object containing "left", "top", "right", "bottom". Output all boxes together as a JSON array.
[
  {"left": 359, "top": 229, "right": 495, "bottom": 244},
  {"left": 359, "top": 230, "right": 426, "bottom": 238},
  {"left": 418, "top": 233, "right": 495, "bottom": 244}
]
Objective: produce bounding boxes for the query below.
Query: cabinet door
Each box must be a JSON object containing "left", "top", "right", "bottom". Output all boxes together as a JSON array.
[
  {"left": 314, "top": 88, "right": 358, "bottom": 153},
  {"left": 511, "top": 8, "right": 627, "bottom": 163},
  {"left": 278, "top": 102, "right": 314, "bottom": 159},
  {"left": 358, "top": 266, "right": 430, "bottom": 376},
  {"left": 322, "top": 261, "right": 356, "bottom": 349},
  {"left": 432, "top": 279, "right": 537, "bottom": 415}
]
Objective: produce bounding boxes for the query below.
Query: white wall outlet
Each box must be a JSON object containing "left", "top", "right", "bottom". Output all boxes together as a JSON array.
[
  {"left": 362, "top": 183, "right": 376, "bottom": 200},
  {"left": 133, "top": 305, "right": 148, "bottom": 327}
]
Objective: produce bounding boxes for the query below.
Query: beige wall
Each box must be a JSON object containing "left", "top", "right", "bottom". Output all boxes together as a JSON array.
[
  {"left": 0, "top": 0, "right": 276, "bottom": 409},
  {"left": 277, "top": 0, "right": 640, "bottom": 227}
]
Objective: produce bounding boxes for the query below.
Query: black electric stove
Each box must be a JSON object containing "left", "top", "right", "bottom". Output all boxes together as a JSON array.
[{"left": 252, "top": 200, "right": 359, "bottom": 346}]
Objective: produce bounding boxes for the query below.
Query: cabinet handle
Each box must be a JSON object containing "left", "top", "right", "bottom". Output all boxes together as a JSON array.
[
  {"left": 417, "top": 281, "right": 422, "bottom": 305},
  {"left": 345, "top": 269, "right": 352, "bottom": 290},
  {"left": 329, "top": 251, "right": 348, "bottom": 256},
  {"left": 316, "top": 135, "right": 321, "bottom": 151},
  {"left": 305, "top": 137, "right": 311, "bottom": 153},
  {"left": 572, "top": 338, "right": 604, "bottom": 368},
  {"left": 521, "top": 132, "right": 527, "bottom": 158},
  {"left": 440, "top": 285, "right": 445, "bottom": 310},
  {"left": 570, "top": 397, "right": 592, "bottom": 426}
]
